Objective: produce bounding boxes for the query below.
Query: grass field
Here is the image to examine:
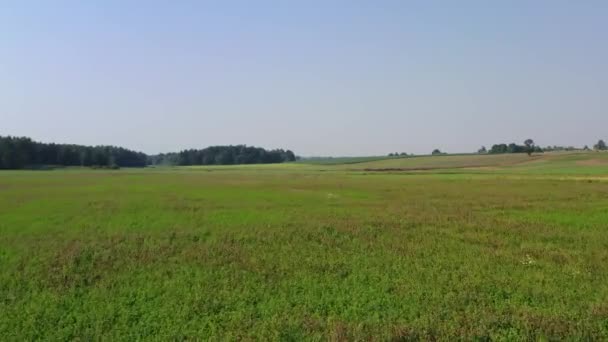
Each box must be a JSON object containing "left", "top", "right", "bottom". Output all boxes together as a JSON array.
[
  {"left": 297, "top": 156, "right": 408, "bottom": 165},
  {"left": 2, "top": 152, "right": 608, "bottom": 340}
]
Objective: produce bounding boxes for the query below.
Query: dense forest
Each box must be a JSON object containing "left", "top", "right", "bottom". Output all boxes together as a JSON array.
[
  {"left": 0, "top": 136, "right": 296, "bottom": 169},
  {"left": 0, "top": 136, "right": 148, "bottom": 169},
  {"left": 149, "top": 145, "right": 296, "bottom": 166}
]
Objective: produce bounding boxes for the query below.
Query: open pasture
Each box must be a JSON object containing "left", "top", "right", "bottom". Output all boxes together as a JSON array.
[{"left": 1, "top": 152, "right": 608, "bottom": 340}]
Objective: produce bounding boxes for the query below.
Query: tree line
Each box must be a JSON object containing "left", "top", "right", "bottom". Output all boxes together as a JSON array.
[
  {"left": 149, "top": 145, "right": 296, "bottom": 166},
  {"left": 0, "top": 136, "right": 296, "bottom": 169},
  {"left": 0, "top": 136, "right": 148, "bottom": 169},
  {"left": 478, "top": 139, "right": 607, "bottom": 155},
  {"left": 485, "top": 139, "right": 541, "bottom": 156}
]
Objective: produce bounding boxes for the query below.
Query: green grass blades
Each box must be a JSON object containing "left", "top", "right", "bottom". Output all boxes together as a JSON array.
[{"left": 1, "top": 154, "right": 608, "bottom": 339}]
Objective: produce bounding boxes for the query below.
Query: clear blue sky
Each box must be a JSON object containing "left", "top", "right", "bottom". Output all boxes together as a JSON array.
[{"left": 2, "top": 1, "right": 607, "bottom": 156}]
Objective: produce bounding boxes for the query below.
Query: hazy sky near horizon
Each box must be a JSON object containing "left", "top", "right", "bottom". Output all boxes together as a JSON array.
[{"left": 2, "top": 1, "right": 607, "bottom": 156}]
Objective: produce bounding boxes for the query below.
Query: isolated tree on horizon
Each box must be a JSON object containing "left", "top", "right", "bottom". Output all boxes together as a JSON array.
[
  {"left": 432, "top": 149, "right": 443, "bottom": 155},
  {"left": 478, "top": 146, "right": 487, "bottom": 154},
  {"left": 595, "top": 139, "right": 607, "bottom": 151},
  {"left": 524, "top": 139, "right": 535, "bottom": 156}
]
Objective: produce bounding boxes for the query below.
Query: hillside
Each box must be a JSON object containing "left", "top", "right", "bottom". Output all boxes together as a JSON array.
[{"left": 307, "top": 152, "right": 608, "bottom": 175}]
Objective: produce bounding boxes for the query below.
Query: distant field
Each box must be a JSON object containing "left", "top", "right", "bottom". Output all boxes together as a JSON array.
[
  {"left": 338, "top": 153, "right": 535, "bottom": 170},
  {"left": 2, "top": 152, "right": 608, "bottom": 339},
  {"left": 327, "top": 151, "right": 608, "bottom": 174},
  {"left": 297, "top": 155, "right": 406, "bottom": 165}
]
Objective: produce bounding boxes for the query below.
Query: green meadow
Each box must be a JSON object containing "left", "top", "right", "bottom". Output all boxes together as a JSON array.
[{"left": 2, "top": 152, "right": 608, "bottom": 340}]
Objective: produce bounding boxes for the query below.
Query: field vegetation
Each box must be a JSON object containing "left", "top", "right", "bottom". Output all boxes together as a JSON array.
[{"left": 1, "top": 151, "right": 608, "bottom": 339}]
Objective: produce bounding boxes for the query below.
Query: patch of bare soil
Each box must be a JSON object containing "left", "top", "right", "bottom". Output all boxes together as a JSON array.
[
  {"left": 469, "top": 166, "right": 500, "bottom": 171},
  {"left": 576, "top": 159, "right": 608, "bottom": 166},
  {"left": 361, "top": 164, "right": 488, "bottom": 172}
]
